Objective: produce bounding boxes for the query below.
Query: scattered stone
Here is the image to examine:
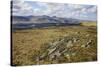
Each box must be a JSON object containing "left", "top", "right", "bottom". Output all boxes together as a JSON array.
[
  {"left": 61, "top": 49, "right": 68, "bottom": 54},
  {"left": 36, "top": 57, "right": 40, "bottom": 64},
  {"left": 81, "top": 44, "right": 90, "bottom": 48},
  {"left": 86, "top": 34, "right": 90, "bottom": 37},
  {"left": 71, "top": 53, "right": 76, "bottom": 56},
  {"left": 81, "top": 44, "right": 86, "bottom": 48},
  {"left": 87, "top": 40, "right": 92, "bottom": 45},
  {"left": 52, "top": 41, "right": 59, "bottom": 46},
  {"left": 40, "top": 51, "right": 48, "bottom": 59},
  {"left": 36, "top": 33, "right": 95, "bottom": 63},
  {"left": 64, "top": 53, "right": 71, "bottom": 61},
  {"left": 74, "top": 32, "right": 78, "bottom": 34},
  {"left": 73, "top": 38, "right": 78, "bottom": 43},
  {"left": 60, "top": 38, "right": 65, "bottom": 42},
  {"left": 66, "top": 40, "right": 73, "bottom": 48},
  {"left": 54, "top": 51, "right": 61, "bottom": 57},
  {"left": 48, "top": 47, "right": 57, "bottom": 55},
  {"left": 49, "top": 50, "right": 61, "bottom": 60}
]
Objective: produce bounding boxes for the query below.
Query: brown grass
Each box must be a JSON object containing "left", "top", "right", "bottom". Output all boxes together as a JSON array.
[{"left": 12, "top": 24, "right": 97, "bottom": 66}]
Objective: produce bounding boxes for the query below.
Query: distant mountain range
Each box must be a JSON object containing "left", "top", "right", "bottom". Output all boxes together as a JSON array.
[
  {"left": 12, "top": 15, "right": 81, "bottom": 23},
  {"left": 11, "top": 15, "right": 90, "bottom": 29}
]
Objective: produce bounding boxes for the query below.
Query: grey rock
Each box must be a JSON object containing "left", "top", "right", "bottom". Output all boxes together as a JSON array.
[
  {"left": 81, "top": 44, "right": 86, "bottom": 48},
  {"left": 61, "top": 49, "right": 68, "bottom": 54},
  {"left": 48, "top": 47, "right": 57, "bottom": 55},
  {"left": 49, "top": 51, "right": 61, "bottom": 58},
  {"left": 87, "top": 40, "right": 92, "bottom": 45},
  {"left": 40, "top": 52, "right": 48, "bottom": 59},
  {"left": 71, "top": 53, "right": 76, "bottom": 56},
  {"left": 73, "top": 38, "right": 77, "bottom": 43},
  {"left": 64, "top": 53, "right": 71, "bottom": 61},
  {"left": 66, "top": 40, "right": 73, "bottom": 48},
  {"left": 86, "top": 34, "right": 90, "bottom": 37},
  {"left": 81, "top": 44, "right": 90, "bottom": 48}
]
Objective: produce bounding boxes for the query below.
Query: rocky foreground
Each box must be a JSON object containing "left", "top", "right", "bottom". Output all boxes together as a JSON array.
[
  {"left": 12, "top": 26, "right": 97, "bottom": 65},
  {"left": 32, "top": 28, "right": 97, "bottom": 64}
]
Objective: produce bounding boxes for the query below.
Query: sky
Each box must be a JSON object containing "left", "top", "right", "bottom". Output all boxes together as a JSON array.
[{"left": 12, "top": 0, "right": 97, "bottom": 21}]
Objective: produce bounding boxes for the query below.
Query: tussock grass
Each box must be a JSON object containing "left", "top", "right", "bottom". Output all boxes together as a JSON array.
[{"left": 12, "top": 25, "right": 97, "bottom": 66}]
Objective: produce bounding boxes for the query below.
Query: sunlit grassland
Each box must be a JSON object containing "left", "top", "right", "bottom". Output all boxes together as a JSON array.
[
  {"left": 12, "top": 22, "right": 97, "bottom": 65},
  {"left": 80, "top": 21, "right": 97, "bottom": 26}
]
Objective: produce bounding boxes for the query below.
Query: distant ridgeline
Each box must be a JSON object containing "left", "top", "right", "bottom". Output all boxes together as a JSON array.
[{"left": 12, "top": 15, "right": 81, "bottom": 30}]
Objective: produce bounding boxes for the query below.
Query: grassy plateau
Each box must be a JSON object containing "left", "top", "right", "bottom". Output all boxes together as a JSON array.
[{"left": 12, "top": 22, "right": 97, "bottom": 66}]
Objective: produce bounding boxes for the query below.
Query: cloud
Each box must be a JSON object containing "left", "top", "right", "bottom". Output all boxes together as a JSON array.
[
  {"left": 12, "top": 0, "right": 97, "bottom": 21},
  {"left": 28, "top": 2, "right": 66, "bottom": 16},
  {"left": 87, "top": 6, "right": 97, "bottom": 13},
  {"left": 12, "top": 0, "right": 33, "bottom": 16}
]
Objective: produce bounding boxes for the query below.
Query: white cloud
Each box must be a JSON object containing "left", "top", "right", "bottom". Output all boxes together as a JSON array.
[
  {"left": 87, "top": 6, "right": 97, "bottom": 13},
  {"left": 31, "top": 2, "right": 66, "bottom": 16},
  {"left": 12, "top": 0, "right": 33, "bottom": 16},
  {"left": 12, "top": 0, "right": 97, "bottom": 21},
  {"left": 67, "top": 4, "right": 83, "bottom": 9}
]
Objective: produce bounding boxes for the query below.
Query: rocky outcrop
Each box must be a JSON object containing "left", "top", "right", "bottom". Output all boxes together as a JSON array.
[{"left": 32, "top": 31, "right": 97, "bottom": 64}]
